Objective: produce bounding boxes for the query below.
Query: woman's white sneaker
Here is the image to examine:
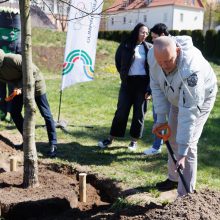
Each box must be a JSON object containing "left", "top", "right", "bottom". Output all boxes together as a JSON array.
[
  {"left": 143, "top": 147, "right": 161, "bottom": 155},
  {"left": 128, "top": 141, "right": 138, "bottom": 151}
]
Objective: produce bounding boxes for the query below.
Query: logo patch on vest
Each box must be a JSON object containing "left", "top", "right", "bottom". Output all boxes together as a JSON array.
[{"left": 187, "top": 73, "right": 198, "bottom": 87}]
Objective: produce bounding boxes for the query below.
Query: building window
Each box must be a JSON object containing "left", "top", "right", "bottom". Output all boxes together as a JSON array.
[
  {"left": 163, "top": 13, "right": 168, "bottom": 22},
  {"left": 122, "top": 0, "right": 128, "bottom": 7},
  {"left": 123, "top": 17, "right": 126, "bottom": 24},
  {"left": 111, "top": 17, "right": 114, "bottom": 25},
  {"left": 143, "top": 15, "right": 147, "bottom": 23},
  {"left": 180, "top": 13, "right": 184, "bottom": 22}
]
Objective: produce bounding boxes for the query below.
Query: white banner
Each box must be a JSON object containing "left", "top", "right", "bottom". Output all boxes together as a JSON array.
[{"left": 61, "top": 0, "right": 103, "bottom": 90}]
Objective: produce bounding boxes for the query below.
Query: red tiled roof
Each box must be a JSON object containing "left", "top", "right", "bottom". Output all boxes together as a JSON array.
[{"left": 107, "top": 0, "right": 204, "bottom": 12}]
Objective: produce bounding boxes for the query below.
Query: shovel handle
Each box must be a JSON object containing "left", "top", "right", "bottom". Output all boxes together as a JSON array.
[{"left": 154, "top": 124, "right": 171, "bottom": 142}]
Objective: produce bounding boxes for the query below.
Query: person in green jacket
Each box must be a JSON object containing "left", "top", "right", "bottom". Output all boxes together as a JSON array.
[
  {"left": 0, "top": 9, "right": 21, "bottom": 121},
  {"left": 0, "top": 49, "right": 57, "bottom": 157}
]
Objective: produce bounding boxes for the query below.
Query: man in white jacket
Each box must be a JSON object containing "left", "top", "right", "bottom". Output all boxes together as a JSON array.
[{"left": 148, "top": 36, "right": 217, "bottom": 196}]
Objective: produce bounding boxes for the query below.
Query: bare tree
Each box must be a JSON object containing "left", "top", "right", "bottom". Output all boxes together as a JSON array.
[
  {"left": 203, "top": 0, "right": 220, "bottom": 29},
  {"left": 56, "top": 0, "right": 70, "bottom": 31},
  {"left": 36, "top": 0, "right": 120, "bottom": 29},
  {"left": 19, "top": 0, "right": 39, "bottom": 188}
]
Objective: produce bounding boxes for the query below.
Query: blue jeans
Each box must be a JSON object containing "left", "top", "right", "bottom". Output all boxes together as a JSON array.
[
  {"left": 152, "top": 106, "right": 163, "bottom": 150},
  {"left": 10, "top": 93, "right": 57, "bottom": 145}
]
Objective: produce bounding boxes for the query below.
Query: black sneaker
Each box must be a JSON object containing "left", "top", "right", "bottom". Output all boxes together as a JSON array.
[
  {"left": 156, "top": 179, "right": 178, "bottom": 191},
  {"left": 0, "top": 110, "right": 6, "bottom": 121},
  {"left": 47, "top": 145, "right": 57, "bottom": 158},
  {"left": 98, "top": 139, "right": 112, "bottom": 149}
]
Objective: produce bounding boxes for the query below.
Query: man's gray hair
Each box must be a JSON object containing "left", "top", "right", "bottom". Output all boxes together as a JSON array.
[{"left": 154, "top": 36, "right": 176, "bottom": 51}]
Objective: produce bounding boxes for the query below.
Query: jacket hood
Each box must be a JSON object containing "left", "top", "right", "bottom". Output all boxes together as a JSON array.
[
  {"left": 0, "top": 49, "right": 5, "bottom": 67},
  {"left": 174, "top": 36, "right": 201, "bottom": 79},
  {"left": 173, "top": 35, "right": 193, "bottom": 50}
]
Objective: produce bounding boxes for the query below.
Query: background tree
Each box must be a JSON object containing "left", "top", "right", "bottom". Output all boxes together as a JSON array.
[
  {"left": 56, "top": 0, "right": 70, "bottom": 31},
  {"left": 103, "top": 0, "right": 115, "bottom": 10},
  {"left": 202, "top": 0, "right": 220, "bottom": 29}
]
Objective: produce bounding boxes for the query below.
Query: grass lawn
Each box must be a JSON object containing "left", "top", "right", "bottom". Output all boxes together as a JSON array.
[
  {"left": 39, "top": 60, "right": 220, "bottom": 193},
  {"left": 1, "top": 29, "right": 220, "bottom": 197}
]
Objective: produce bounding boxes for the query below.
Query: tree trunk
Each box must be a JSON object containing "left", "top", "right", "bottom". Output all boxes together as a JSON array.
[
  {"left": 208, "top": 3, "right": 212, "bottom": 29},
  {"left": 19, "top": 0, "right": 39, "bottom": 188}
]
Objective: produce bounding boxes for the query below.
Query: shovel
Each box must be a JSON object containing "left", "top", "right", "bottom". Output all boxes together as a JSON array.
[{"left": 154, "top": 124, "right": 190, "bottom": 194}]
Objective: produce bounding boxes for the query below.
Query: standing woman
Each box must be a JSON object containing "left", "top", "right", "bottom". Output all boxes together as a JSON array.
[{"left": 98, "top": 23, "right": 152, "bottom": 150}]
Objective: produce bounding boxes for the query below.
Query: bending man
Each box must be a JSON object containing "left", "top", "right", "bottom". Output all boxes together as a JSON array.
[
  {"left": 0, "top": 49, "right": 57, "bottom": 158},
  {"left": 148, "top": 36, "right": 217, "bottom": 196}
]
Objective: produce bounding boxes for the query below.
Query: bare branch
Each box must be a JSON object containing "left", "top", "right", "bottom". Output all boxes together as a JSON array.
[
  {"left": 32, "top": 0, "right": 123, "bottom": 22},
  {"left": 0, "top": 0, "right": 9, "bottom": 4}
]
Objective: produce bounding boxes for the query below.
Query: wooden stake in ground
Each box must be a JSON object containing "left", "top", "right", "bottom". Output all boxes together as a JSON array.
[
  {"left": 10, "top": 158, "right": 17, "bottom": 172},
  {"left": 79, "top": 173, "right": 87, "bottom": 202}
]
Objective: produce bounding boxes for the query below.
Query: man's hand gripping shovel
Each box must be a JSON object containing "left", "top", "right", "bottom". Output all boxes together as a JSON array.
[
  {"left": 154, "top": 124, "right": 190, "bottom": 194},
  {"left": 5, "top": 88, "right": 22, "bottom": 102}
]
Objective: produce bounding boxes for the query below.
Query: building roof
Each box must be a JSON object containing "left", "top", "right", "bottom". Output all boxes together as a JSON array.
[{"left": 107, "top": 0, "right": 204, "bottom": 12}]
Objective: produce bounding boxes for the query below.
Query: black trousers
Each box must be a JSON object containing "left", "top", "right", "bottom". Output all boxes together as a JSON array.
[
  {"left": 110, "top": 76, "right": 148, "bottom": 139},
  {"left": 10, "top": 93, "right": 57, "bottom": 145},
  {"left": 0, "top": 82, "right": 13, "bottom": 119}
]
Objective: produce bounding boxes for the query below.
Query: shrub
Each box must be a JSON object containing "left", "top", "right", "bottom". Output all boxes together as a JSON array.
[
  {"left": 120, "top": 30, "right": 129, "bottom": 42},
  {"left": 169, "top": 30, "right": 180, "bottom": 36},
  {"left": 179, "top": 30, "right": 192, "bottom": 36},
  {"left": 146, "top": 34, "right": 152, "bottom": 43},
  {"left": 214, "top": 30, "right": 220, "bottom": 58},
  {"left": 204, "top": 29, "right": 216, "bottom": 57},
  {"left": 191, "top": 30, "right": 204, "bottom": 53}
]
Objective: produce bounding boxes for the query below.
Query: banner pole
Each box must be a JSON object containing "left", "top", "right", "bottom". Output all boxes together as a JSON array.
[{"left": 57, "top": 90, "right": 63, "bottom": 122}]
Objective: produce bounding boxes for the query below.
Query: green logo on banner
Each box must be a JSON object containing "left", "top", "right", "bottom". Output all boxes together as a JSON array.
[{"left": 62, "top": 49, "right": 94, "bottom": 79}]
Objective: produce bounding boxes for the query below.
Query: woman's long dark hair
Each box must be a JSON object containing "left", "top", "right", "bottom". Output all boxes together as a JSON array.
[{"left": 127, "top": 23, "right": 147, "bottom": 48}]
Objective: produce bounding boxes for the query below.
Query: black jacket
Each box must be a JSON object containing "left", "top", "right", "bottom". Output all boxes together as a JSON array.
[{"left": 115, "top": 40, "right": 152, "bottom": 93}]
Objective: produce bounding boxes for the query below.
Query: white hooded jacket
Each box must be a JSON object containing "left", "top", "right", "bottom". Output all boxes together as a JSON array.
[{"left": 148, "top": 36, "right": 217, "bottom": 155}]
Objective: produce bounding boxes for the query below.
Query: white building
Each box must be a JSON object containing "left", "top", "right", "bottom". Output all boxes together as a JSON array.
[{"left": 105, "top": 0, "right": 204, "bottom": 31}]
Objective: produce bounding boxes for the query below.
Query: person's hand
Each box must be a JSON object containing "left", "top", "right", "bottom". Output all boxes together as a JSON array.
[
  {"left": 176, "top": 155, "right": 186, "bottom": 171},
  {"left": 145, "top": 93, "right": 151, "bottom": 100},
  {"left": 5, "top": 88, "right": 22, "bottom": 102},
  {"left": 152, "top": 122, "right": 167, "bottom": 134},
  {"left": 15, "top": 88, "right": 22, "bottom": 95}
]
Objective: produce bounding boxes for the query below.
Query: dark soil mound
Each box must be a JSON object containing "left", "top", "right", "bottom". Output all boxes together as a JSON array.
[
  {"left": 88, "top": 190, "right": 220, "bottom": 220},
  {"left": 145, "top": 190, "right": 220, "bottom": 220}
]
